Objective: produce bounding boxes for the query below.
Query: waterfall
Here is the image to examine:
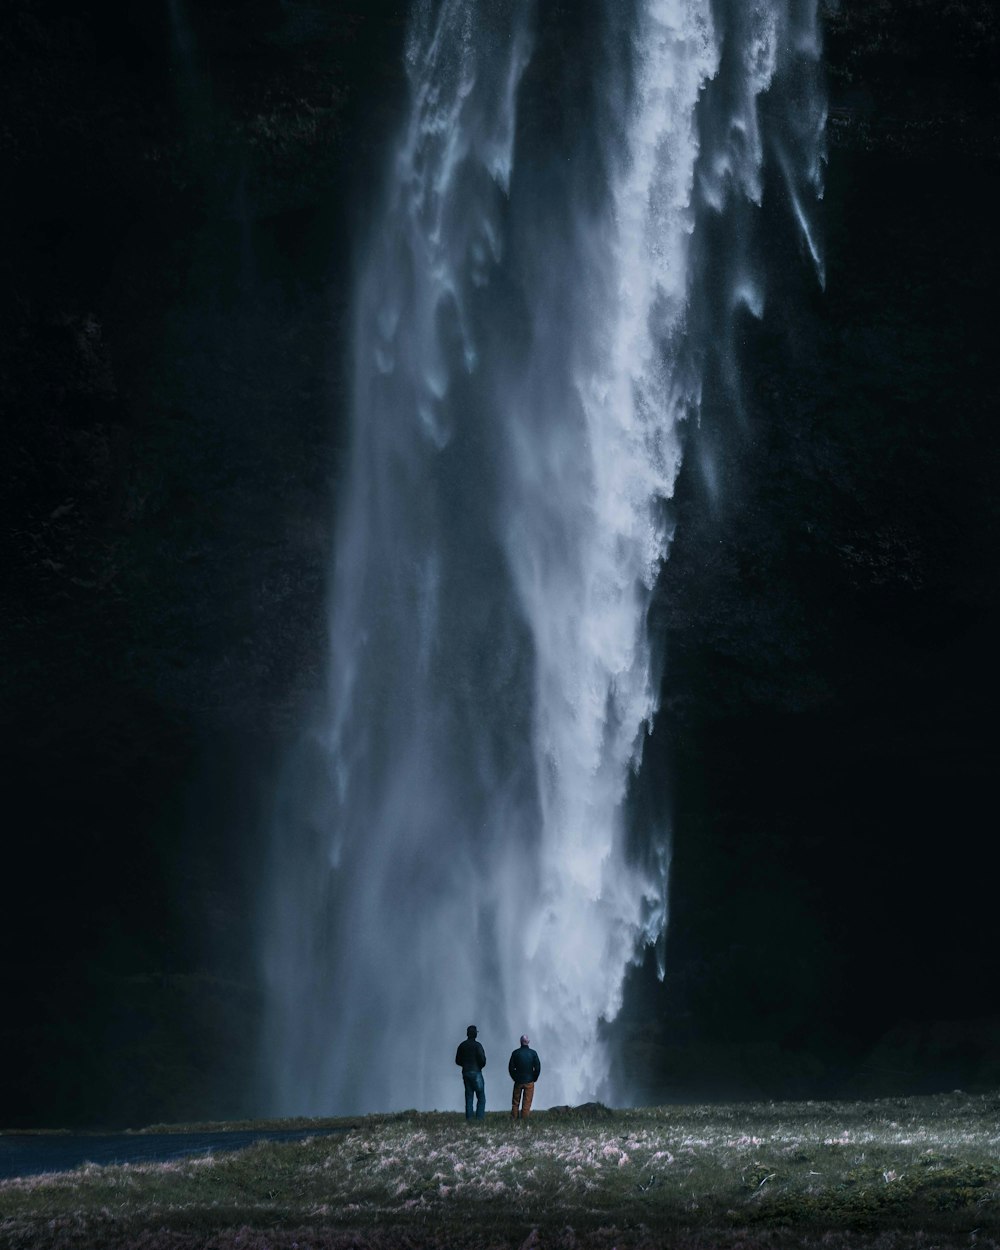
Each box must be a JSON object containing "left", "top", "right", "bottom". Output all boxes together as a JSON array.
[{"left": 262, "top": 0, "right": 824, "bottom": 1114}]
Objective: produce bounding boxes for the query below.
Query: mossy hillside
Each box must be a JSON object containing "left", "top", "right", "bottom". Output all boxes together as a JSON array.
[{"left": 1, "top": 1093, "right": 998, "bottom": 1248}]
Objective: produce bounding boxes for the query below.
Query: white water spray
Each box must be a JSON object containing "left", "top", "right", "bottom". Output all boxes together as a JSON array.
[{"left": 263, "top": 0, "right": 824, "bottom": 1114}]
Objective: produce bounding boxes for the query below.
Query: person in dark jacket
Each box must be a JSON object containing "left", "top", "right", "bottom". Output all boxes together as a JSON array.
[
  {"left": 455, "top": 1025, "right": 487, "bottom": 1120},
  {"left": 508, "top": 1034, "right": 540, "bottom": 1120}
]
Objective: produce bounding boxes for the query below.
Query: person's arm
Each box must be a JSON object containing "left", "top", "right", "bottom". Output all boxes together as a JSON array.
[
  {"left": 456, "top": 1044, "right": 463, "bottom": 1067},
  {"left": 532, "top": 1052, "right": 540, "bottom": 1081},
  {"left": 477, "top": 1041, "right": 486, "bottom": 1069},
  {"left": 508, "top": 1052, "right": 516, "bottom": 1080}
]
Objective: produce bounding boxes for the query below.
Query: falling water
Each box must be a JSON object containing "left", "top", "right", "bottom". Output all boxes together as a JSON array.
[{"left": 262, "top": 0, "right": 824, "bottom": 1114}]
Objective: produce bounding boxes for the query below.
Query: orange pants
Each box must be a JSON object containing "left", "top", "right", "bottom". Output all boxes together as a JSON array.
[{"left": 511, "top": 1082, "right": 535, "bottom": 1119}]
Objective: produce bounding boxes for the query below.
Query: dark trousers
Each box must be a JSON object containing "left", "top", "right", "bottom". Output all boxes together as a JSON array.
[{"left": 463, "top": 1069, "right": 485, "bottom": 1120}]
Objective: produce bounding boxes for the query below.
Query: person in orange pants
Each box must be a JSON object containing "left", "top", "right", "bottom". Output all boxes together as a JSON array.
[{"left": 508, "top": 1034, "right": 541, "bottom": 1119}]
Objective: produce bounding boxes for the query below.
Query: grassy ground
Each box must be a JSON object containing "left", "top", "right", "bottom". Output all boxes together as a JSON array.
[{"left": 1, "top": 1091, "right": 998, "bottom": 1248}]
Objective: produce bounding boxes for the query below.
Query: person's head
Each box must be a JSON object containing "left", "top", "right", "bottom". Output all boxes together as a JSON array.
[
  {"left": 467, "top": 1025, "right": 478, "bottom": 1039},
  {"left": 520, "top": 1034, "right": 529, "bottom": 1047}
]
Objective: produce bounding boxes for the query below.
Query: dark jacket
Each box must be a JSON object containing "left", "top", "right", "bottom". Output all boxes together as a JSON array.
[
  {"left": 508, "top": 1045, "right": 540, "bottom": 1084},
  {"left": 455, "top": 1037, "right": 487, "bottom": 1072}
]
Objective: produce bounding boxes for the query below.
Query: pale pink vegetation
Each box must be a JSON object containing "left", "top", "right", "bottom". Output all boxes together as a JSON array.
[
  {"left": 300, "top": 1121, "right": 700, "bottom": 1210},
  {"left": 4, "top": 1101, "right": 997, "bottom": 1249}
]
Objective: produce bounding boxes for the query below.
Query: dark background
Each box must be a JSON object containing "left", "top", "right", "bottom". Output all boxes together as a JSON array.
[{"left": 2, "top": 0, "right": 998, "bottom": 1128}]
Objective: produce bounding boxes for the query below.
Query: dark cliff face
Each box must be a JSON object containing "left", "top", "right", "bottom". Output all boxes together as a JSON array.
[
  {"left": 612, "top": 0, "right": 1000, "bottom": 1102},
  {"left": 2, "top": 1, "right": 998, "bottom": 1126},
  {"left": 2, "top": 0, "right": 409, "bottom": 1128}
]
